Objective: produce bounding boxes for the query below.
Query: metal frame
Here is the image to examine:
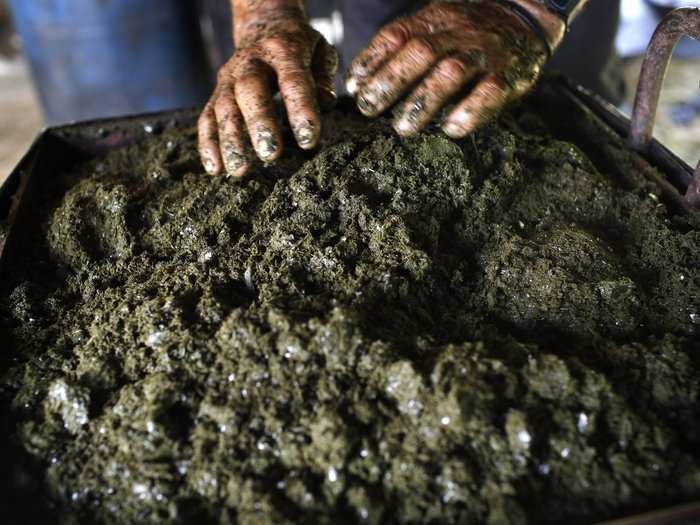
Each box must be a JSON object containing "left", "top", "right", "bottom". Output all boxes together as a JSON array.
[{"left": 629, "top": 7, "right": 700, "bottom": 208}]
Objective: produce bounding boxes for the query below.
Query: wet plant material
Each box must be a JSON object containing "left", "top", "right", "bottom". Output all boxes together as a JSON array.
[{"left": 1, "top": 102, "right": 700, "bottom": 525}]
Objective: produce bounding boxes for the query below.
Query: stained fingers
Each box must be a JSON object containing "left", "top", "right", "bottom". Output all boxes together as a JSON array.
[
  {"left": 198, "top": 100, "right": 224, "bottom": 176},
  {"left": 441, "top": 74, "right": 512, "bottom": 138},
  {"left": 214, "top": 86, "right": 251, "bottom": 177},
  {"left": 392, "top": 53, "right": 483, "bottom": 136},
  {"left": 235, "top": 61, "right": 284, "bottom": 162},
  {"left": 312, "top": 39, "right": 340, "bottom": 110},
  {"left": 346, "top": 17, "right": 417, "bottom": 94},
  {"left": 197, "top": 18, "right": 336, "bottom": 177},
  {"left": 345, "top": 1, "right": 553, "bottom": 137}
]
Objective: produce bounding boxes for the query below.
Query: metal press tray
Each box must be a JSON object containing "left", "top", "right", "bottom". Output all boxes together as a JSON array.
[{"left": 0, "top": 76, "right": 696, "bottom": 524}]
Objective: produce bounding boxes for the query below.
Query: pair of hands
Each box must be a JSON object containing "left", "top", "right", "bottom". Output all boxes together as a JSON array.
[{"left": 198, "top": 1, "right": 566, "bottom": 178}]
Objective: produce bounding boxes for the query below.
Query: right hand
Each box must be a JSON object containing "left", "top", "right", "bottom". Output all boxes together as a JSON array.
[
  {"left": 345, "top": 0, "right": 564, "bottom": 139},
  {"left": 198, "top": 11, "right": 339, "bottom": 178}
]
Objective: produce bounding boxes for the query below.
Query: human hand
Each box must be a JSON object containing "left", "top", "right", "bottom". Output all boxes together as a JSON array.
[
  {"left": 198, "top": 5, "right": 338, "bottom": 177},
  {"left": 345, "top": 0, "right": 566, "bottom": 138}
]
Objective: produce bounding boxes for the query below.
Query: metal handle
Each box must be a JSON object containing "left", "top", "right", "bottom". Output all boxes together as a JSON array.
[{"left": 628, "top": 7, "right": 700, "bottom": 208}]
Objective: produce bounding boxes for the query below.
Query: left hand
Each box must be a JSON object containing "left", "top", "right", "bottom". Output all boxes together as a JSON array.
[{"left": 345, "top": 1, "right": 564, "bottom": 138}]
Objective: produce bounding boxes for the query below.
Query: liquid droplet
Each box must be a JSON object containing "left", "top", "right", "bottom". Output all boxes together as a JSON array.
[
  {"left": 327, "top": 467, "right": 338, "bottom": 483},
  {"left": 577, "top": 413, "right": 589, "bottom": 433}
]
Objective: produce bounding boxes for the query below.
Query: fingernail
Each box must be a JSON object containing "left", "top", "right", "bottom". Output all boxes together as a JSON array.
[
  {"left": 223, "top": 145, "right": 247, "bottom": 176},
  {"left": 357, "top": 95, "right": 376, "bottom": 115},
  {"left": 442, "top": 122, "right": 463, "bottom": 138},
  {"left": 394, "top": 117, "right": 414, "bottom": 136},
  {"left": 255, "top": 129, "right": 278, "bottom": 160},
  {"left": 346, "top": 76, "right": 358, "bottom": 95},
  {"left": 203, "top": 158, "right": 216, "bottom": 174},
  {"left": 296, "top": 123, "right": 316, "bottom": 148}
]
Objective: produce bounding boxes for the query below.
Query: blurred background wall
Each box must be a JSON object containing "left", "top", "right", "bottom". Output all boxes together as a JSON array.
[
  {"left": 618, "top": 0, "right": 700, "bottom": 165},
  {"left": 0, "top": 0, "right": 42, "bottom": 186},
  {"left": 0, "top": 0, "right": 698, "bottom": 184}
]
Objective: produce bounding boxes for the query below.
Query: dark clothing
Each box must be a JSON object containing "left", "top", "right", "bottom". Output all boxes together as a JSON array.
[
  {"left": 339, "top": 0, "right": 418, "bottom": 75},
  {"left": 200, "top": 0, "right": 624, "bottom": 104}
]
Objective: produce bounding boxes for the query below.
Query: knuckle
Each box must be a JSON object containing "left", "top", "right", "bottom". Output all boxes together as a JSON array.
[
  {"left": 408, "top": 37, "right": 437, "bottom": 62},
  {"left": 262, "top": 36, "right": 287, "bottom": 54},
  {"left": 198, "top": 109, "right": 212, "bottom": 128},
  {"left": 213, "top": 95, "right": 235, "bottom": 116},
  {"left": 278, "top": 77, "right": 313, "bottom": 103},
  {"left": 263, "top": 36, "right": 302, "bottom": 58},
  {"left": 439, "top": 58, "right": 468, "bottom": 81},
  {"left": 480, "top": 81, "right": 508, "bottom": 100},
  {"left": 383, "top": 59, "right": 406, "bottom": 83},
  {"left": 233, "top": 61, "right": 258, "bottom": 79},
  {"left": 218, "top": 56, "right": 245, "bottom": 80},
  {"left": 286, "top": 93, "right": 319, "bottom": 117},
  {"left": 197, "top": 103, "right": 212, "bottom": 126},
  {"left": 216, "top": 68, "right": 231, "bottom": 83},
  {"left": 235, "top": 48, "right": 257, "bottom": 65},
  {"left": 220, "top": 131, "right": 240, "bottom": 148},
  {"left": 219, "top": 110, "right": 242, "bottom": 132},
  {"left": 278, "top": 62, "right": 309, "bottom": 80},
  {"left": 381, "top": 23, "right": 410, "bottom": 47}
]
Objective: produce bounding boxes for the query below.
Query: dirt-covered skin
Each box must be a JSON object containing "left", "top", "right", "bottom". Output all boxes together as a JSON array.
[
  {"left": 347, "top": 0, "right": 559, "bottom": 138},
  {"left": 199, "top": 0, "right": 339, "bottom": 177},
  {"left": 1, "top": 102, "right": 700, "bottom": 525}
]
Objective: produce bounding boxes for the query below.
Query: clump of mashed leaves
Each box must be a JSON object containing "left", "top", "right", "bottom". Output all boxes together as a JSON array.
[{"left": 1, "top": 105, "right": 700, "bottom": 525}]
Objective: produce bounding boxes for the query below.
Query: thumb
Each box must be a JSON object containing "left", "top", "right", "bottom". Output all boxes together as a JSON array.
[{"left": 312, "top": 39, "right": 340, "bottom": 110}]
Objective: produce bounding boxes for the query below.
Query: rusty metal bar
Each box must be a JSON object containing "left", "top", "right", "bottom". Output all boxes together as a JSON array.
[
  {"left": 629, "top": 7, "right": 700, "bottom": 150},
  {"left": 628, "top": 8, "right": 700, "bottom": 208}
]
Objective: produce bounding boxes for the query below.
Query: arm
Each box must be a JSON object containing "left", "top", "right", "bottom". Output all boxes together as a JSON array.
[
  {"left": 508, "top": 0, "right": 588, "bottom": 50},
  {"left": 346, "top": 0, "right": 590, "bottom": 138},
  {"left": 198, "top": 0, "right": 338, "bottom": 177}
]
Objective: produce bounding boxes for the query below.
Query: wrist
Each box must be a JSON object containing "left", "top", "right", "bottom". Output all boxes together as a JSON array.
[
  {"left": 506, "top": 0, "right": 567, "bottom": 51},
  {"left": 233, "top": 0, "right": 307, "bottom": 47}
]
